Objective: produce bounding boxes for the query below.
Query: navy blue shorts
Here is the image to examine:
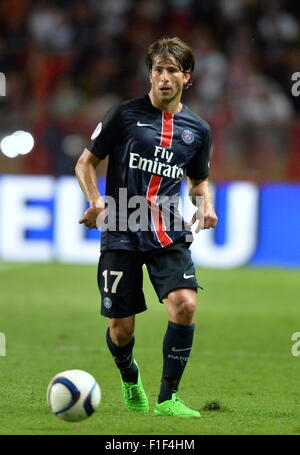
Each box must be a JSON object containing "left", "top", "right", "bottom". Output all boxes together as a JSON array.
[{"left": 97, "top": 237, "right": 201, "bottom": 318}]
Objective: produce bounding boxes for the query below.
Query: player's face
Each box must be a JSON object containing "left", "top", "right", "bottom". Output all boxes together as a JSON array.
[{"left": 149, "top": 56, "right": 190, "bottom": 106}]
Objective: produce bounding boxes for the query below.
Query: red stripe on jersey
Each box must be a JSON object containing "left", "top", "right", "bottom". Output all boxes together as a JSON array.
[
  {"left": 146, "top": 175, "right": 173, "bottom": 248},
  {"left": 160, "top": 112, "right": 174, "bottom": 148}
]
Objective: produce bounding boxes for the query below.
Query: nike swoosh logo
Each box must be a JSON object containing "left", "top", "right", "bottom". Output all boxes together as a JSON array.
[
  {"left": 183, "top": 273, "right": 194, "bottom": 279},
  {"left": 137, "top": 121, "right": 152, "bottom": 127},
  {"left": 171, "top": 347, "right": 192, "bottom": 353},
  {"left": 156, "top": 407, "right": 174, "bottom": 416}
]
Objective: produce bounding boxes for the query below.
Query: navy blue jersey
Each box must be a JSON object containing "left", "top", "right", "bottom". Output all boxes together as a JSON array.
[{"left": 86, "top": 94, "right": 211, "bottom": 252}]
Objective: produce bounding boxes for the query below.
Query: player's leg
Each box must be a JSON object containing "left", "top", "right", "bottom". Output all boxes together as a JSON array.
[
  {"left": 155, "top": 288, "right": 199, "bottom": 412},
  {"left": 106, "top": 315, "right": 149, "bottom": 412},
  {"left": 106, "top": 315, "right": 138, "bottom": 382},
  {"left": 163, "top": 287, "right": 197, "bottom": 325},
  {"left": 146, "top": 238, "right": 201, "bottom": 417},
  {"left": 108, "top": 315, "right": 135, "bottom": 346},
  {"left": 98, "top": 250, "right": 149, "bottom": 412},
  {"left": 156, "top": 289, "right": 200, "bottom": 417}
]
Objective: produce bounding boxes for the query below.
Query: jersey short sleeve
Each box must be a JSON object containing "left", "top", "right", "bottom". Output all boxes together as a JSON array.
[
  {"left": 186, "top": 126, "right": 211, "bottom": 180},
  {"left": 86, "top": 104, "right": 121, "bottom": 159}
]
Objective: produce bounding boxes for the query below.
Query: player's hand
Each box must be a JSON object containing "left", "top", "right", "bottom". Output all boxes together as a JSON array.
[
  {"left": 79, "top": 202, "right": 105, "bottom": 229},
  {"left": 189, "top": 203, "right": 218, "bottom": 233}
]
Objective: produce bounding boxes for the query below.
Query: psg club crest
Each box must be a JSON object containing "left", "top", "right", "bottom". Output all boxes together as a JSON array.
[
  {"left": 181, "top": 129, "right": 194, "bottom": 144},
  {"left": 103, "top": 297, "right": 112, "bottom": 309}
]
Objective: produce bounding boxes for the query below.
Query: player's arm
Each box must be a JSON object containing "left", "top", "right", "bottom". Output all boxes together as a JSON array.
[
  {"left": 75, "top": 148, "right": 105, "bottom": 229},
  {"left": 187, "top": 177, "right": 218, "bottom": 232}
]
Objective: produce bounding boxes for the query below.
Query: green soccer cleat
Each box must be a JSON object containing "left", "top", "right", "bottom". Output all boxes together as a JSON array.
[
  {"left": 121, "top": 361, "right": 149, "bottom": 413},
  {"left": 153, "top": 393, "right": 201, "bottom": 418}
]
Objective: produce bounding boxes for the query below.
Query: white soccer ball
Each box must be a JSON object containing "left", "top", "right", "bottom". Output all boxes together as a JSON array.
[{"left": 47, "top": 369, "right": 101, "bottom": 422}]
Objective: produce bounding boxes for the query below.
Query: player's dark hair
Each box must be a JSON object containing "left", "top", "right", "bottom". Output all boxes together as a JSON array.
[{"left": 145, "top": 37, "right": 195, "bottom": 74}]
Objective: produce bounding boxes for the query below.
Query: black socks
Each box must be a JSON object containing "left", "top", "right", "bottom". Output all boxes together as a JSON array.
[
  {"left": 106, "top": 328, "right": 138, "bottom": 383},
  {"left": 158, "top": 321, "right": 195, "bottom": 403},
  {"left": 106, "top": 321, "right": 195, "bottom": 398}
]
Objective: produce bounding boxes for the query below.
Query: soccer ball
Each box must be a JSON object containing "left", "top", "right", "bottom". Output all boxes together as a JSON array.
[{"left": 47, "top": 369, "right": 101, "bottom": 421}]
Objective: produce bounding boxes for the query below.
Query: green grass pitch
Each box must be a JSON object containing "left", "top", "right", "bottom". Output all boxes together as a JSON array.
[{"left": 0, "top": 262, "right": 299, "bottom": 435}]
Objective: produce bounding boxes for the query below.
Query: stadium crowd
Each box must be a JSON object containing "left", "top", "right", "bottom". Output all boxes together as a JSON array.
[{"left": 0, "top": 0, "right": 299, "bottom": 181}]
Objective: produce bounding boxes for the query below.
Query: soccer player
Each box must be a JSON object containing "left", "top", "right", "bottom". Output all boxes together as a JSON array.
[{"left": 75, "top": 37, "right": 218, "bottom": 418}]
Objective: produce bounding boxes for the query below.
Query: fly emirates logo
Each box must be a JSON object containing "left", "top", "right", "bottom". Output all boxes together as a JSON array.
[{"left": 129, "top": 146, "right": 184, "bottom": 179}]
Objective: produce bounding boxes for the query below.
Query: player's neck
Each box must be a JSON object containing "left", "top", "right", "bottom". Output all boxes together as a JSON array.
[{"left": 148, "top": 91, "right": 183, "bottom": 114}]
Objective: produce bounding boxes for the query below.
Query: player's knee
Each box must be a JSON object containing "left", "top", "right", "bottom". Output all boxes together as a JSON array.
[
  {"left": 109, "top": 316, "right": 135, "bottom": 347},
  {"left": 110, "top": 326, "right": 134, "bottom": 347},
  {"left": 169, "top": 295, "right": 196, "bottom": 320}
]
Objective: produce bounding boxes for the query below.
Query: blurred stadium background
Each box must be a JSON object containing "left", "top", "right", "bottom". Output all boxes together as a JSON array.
[{"left": 1, "top": 0, "right": 300, "bottom": 178}]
